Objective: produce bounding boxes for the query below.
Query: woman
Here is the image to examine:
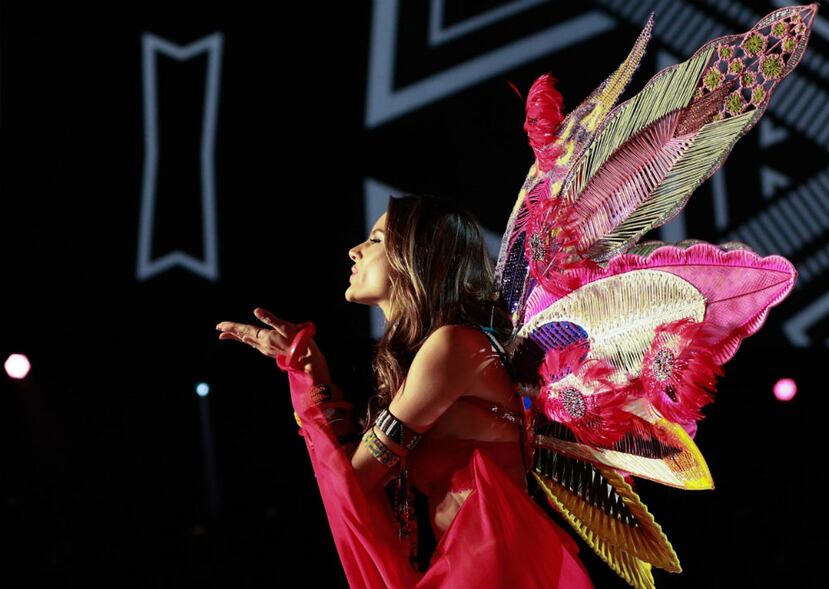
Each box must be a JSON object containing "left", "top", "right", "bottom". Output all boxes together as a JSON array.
[{"left": 216, "top": 194, "right": 594, "bottom": 588}]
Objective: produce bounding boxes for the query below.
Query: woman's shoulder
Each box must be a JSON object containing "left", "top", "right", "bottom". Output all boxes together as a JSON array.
[
  {"left": 411, "top": 325, "right": 485, "bottom": 375},
  {"left": 421, "top": 324, "right": 502, "bottom": 374},
  {"left": 425, "top": 323, "right": 488, "bottom": 350},
  {"left": 393, "top": 325, "right": 477, "bottom": 407},
  {"left": 408, "top": 324, "right": 477, "bottom": 373}
]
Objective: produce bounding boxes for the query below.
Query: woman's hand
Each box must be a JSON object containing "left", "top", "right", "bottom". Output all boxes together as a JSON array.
[{"left": 216, "top": 308, "right": 332, "bottom": 383}]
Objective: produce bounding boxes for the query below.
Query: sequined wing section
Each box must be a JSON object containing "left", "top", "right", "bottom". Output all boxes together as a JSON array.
[
  {"left": 511, "top": 320, "right": 590, "bottom": 394},
  {"left": 528, "top": 10, "right": 655, "bottom": 198}
]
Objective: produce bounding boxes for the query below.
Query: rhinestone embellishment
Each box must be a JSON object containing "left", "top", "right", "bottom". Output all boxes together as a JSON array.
[
  {"left": 529, "top": 231, "right": 546, "bottom": 262},
  {"left": 559, "top": 387, "right": 586, "bottom": 419},
  {"left": 652, "top": 348, "right": 675, "bottom": 382}
]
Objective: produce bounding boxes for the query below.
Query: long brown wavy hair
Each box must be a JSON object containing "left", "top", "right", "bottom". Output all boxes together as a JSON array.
[{"left": 358, "top": 194, "right": 513, "bottom": 434}]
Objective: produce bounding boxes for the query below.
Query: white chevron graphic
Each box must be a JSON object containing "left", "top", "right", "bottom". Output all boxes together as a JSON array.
[
  {"left": 784, "top": 289, "right": 829, "bottom": 346},
  {"left": 759, "top": 119, "right": 789, "bottom": 148},
  {"left": 136, "top": 32, "right": 222, "bottom": 282},
  {"left": 428, "top": 0, "right": 546, "bottom": 46},
  {"left": 366, "top": 0, "right": 616, "bottom": 127},
  {"left": 761, "top": 167, "right": 791, "bottom": 200}
]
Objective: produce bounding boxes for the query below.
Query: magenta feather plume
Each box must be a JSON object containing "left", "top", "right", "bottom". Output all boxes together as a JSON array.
[
  {"left": 639, "top": 317, "right": 725, "bottom": 425},
  {"left": 535, "top": 341, "right": 634, "bottom": 447},
  {"left": 524, "top": 74, "right": 565, "bottom": 172}
]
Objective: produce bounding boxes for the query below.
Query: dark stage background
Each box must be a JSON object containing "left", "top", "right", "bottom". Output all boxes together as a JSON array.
[{"left": 2, "top": 1, "right": 828, "bottom": 587}]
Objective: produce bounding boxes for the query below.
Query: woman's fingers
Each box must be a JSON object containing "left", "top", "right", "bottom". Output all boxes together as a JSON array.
[
  {"left": 217, "top": 319, "right": 290, "bottom": 358},
  {"left": 218, "top": 329, "right": 276, "bottom": 357},
  {"left": 254, "top": 308, "right": 290, "bottom": 338},
  {"left": 240, "top": 334, "right": 267, "bottom": 355},
  {"left": 216, "top": 321, "right": 259, "bottom": 340},
  {"left": 218, "top": 330, "right": 256, "bottom": 347}
]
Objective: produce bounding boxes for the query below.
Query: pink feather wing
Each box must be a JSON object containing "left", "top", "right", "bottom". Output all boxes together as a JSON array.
[{"left": 527, "top": 242, "right": 797, "bottom": 365}]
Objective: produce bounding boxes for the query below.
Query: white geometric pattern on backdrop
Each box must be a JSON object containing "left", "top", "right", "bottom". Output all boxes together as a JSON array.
[
  {"left": 365, "top": 0, "right": 617, "bottom": 128},
  {"left": 136, "top": 32, "right": 223, "bottom": 282}
]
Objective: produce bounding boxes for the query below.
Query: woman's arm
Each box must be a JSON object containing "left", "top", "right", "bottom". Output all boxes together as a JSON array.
[{"left": 349, "top": 325, "right": 471, "bottom": 494}]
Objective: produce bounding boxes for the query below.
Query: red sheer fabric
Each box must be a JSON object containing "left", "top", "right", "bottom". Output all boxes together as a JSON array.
[{"left": 288, "top": 367, "right": 594, "bottom": 588}]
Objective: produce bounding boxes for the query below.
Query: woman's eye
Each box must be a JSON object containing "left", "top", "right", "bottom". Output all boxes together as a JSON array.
[{"left": 369, "top": 238, "right": 381, "bottom": 244}]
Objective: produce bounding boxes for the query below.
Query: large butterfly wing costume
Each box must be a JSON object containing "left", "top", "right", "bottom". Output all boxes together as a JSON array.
[{"left": 495, "top": 5, "right": 817, "bottom": 588}]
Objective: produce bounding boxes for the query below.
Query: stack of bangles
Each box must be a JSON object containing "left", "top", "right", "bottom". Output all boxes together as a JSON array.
[
  {"left": 293, "top": 383, "right": 363, "bottom": 446},
  {"left": 295, "top": 389, "right": 421, "bottom": 466},
  {"left": 364, "top": 407, "right": 423, "bottom": 466}
]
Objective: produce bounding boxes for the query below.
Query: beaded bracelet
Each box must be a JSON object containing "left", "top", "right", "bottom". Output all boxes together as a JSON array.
[
  {"left": 318, "top": 400, "right": 353, "bottom": 413},
  {"left": 361, "top": 427, "right": 401, "bottom": 466},
  {"left": 292, "top": 382, "right": 348, "bottom": 427}
]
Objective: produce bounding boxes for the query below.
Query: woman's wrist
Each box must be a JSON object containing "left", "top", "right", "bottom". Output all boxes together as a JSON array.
[
  {"left": 294, "top": 382, "right": 359, "bottom": 448},
  {"left": 299, "top": 339, "right": 332, "bottom": 383},
  {"left": 309, "top": 383, "right": 344, "bottom": 403},
  {"left": 306, "top": 363, "right": 333, "bottom": 384}
]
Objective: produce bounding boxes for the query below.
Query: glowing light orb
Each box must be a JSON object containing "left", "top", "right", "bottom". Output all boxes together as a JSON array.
[
  {"left": 4, "top": 354, "right": 31, "bottom": 379},
  {"left": 195, "top": 382, "right": 210, "bottom": 397},
  {"left": 773, "top": 378, "right": 797, "bottom": 401}
]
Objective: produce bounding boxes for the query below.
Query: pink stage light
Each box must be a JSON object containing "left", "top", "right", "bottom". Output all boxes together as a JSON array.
[
  {"left": 773, "top": 378, "right": 797, "bottom": 401},
  {"left": 4, "top": 354, "right": 31, "bottom": 379}
]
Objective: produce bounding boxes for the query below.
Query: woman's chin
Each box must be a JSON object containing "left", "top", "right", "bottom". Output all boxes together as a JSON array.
[{"left": 344, "top": 288, "right": 361, "bottom": 304}]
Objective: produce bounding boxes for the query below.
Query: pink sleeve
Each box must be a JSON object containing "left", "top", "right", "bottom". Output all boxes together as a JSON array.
[{"left": 285, "top": 368, "right": 422, "bottom": 588}]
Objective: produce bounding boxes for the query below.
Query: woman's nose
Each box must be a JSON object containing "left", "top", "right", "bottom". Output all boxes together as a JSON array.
[{"left": 349, "top": 245, "right": 361, "bottom": 261}]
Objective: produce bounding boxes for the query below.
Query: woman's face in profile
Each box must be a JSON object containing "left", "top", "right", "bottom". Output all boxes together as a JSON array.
[{"left": 346, "top": 211, "right": 392, "bottom": 315}]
